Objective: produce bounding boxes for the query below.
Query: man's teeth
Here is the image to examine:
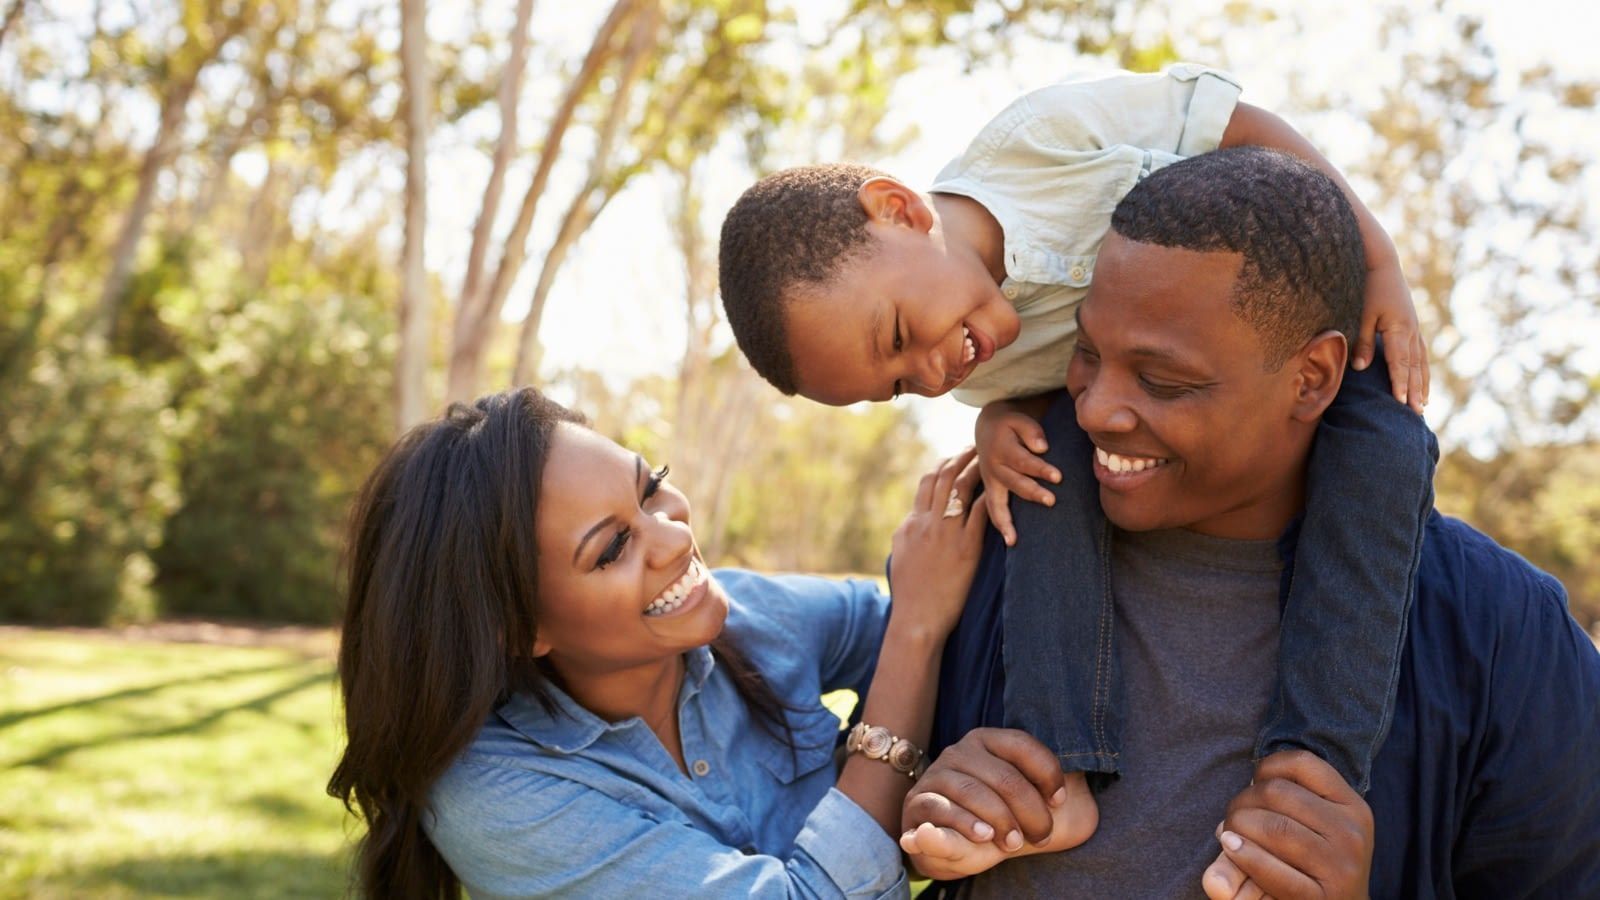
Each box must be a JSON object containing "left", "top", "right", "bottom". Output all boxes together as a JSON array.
[
  {"left": 645, "top": 559, "right": 705, "bottom": 617},
  {"left": 1095, "top": 447, "right": 1170, "bottom": 474},
  {"left": 962, "top": 326, "right": 976, "bottom": 364}
]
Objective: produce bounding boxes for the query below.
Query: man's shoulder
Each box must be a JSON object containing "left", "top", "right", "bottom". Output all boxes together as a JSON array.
[{"left": 1410, "top": 511, "right": 1581, "bottom": 672}]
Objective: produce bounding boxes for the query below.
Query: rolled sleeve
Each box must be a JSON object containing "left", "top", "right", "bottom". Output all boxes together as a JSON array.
[
  {"left": 1004, "top": 64, "right": 1242, "bottom": 157},
  {"left": 427, "top": 761, "right": 909, "bottom": 899}
]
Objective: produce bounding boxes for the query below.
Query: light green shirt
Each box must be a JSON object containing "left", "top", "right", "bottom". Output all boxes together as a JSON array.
[{"left": 933, "top": 63, "right": 1243, "bottom": 407}]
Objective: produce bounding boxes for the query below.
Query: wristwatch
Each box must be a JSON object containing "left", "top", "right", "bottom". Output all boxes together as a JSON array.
[{"left": 846, "top": 721, "right": 927, "bottom": 780}]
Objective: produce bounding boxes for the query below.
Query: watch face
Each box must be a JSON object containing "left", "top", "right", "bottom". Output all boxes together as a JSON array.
[
  {"left": 889, "top": 739, "right": 920, "bottom": 772},
  {"left": 861, "top": 726, "right": 894, "bottom": 758}
]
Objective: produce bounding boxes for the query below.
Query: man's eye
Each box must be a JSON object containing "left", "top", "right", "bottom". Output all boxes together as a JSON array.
[
  {"left": 1139, "top": 376, "right": 1193, "bottom": 398},
  {"left": 596, "top": 527, "right": 631, "bottom": 570},
  {"left": 1073, "top": 343, "right": 1099, "bottom": 362}
]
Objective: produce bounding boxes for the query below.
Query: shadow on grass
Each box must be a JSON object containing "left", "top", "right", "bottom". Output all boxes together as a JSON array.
[
  {"left": 71, "top": 848, "right": 351, "bottom": 898},
  {"left": 0, "top": 660, "right": 313, "bottom": 732},
  {"left": 10, "top": 665, "right": 334, "bottom": 769}
]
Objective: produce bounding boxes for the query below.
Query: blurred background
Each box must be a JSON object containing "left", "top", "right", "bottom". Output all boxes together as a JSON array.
[{"left": 1, "top": 0, "right": 1595, "bottom": 895}]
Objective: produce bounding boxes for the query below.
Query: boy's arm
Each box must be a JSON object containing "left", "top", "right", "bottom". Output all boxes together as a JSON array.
[{"left": 1221, "top": 103, "right": 1428, "bottom": 412}]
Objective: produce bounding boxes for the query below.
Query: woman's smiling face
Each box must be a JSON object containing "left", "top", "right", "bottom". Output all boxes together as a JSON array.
[{"left": 531, "top": 424, "right": 728, "bottom": 676}]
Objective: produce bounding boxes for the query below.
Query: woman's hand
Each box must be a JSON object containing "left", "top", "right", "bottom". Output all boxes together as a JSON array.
[{"left": 887, "top": 448, "right": 990, "bottom": 640}]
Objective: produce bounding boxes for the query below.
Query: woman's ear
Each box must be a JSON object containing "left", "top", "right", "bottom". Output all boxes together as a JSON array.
[
  {"left": 531, "top": 635, "right": 552, "bottom": 659},
  {"left": 857, "top": 176, "right": 934, "bottom": 233},
  {"left": 1290, "top": 330, "right": 1348, "bottom": 422}
]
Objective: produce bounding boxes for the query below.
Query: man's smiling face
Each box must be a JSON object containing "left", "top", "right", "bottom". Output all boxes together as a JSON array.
[{"left": 1067, "top": 232, "right": 1333, "bottom": 540}]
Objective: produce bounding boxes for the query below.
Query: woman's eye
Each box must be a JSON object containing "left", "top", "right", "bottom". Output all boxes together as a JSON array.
[
  {"left": 596, "top": 527, "right": 631, "bottom": 570},
  {"left": 642, "top": 464, "right": 669, "bottom": 501}
]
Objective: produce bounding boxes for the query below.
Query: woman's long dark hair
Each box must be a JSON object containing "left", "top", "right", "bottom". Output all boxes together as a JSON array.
[{"left": 327, "top": 388, "right": 790, "bottom": 899}]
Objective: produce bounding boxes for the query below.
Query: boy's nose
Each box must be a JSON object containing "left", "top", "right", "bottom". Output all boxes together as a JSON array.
[{"left": 911, "top": 349, "right": 947, "bottom": 393}]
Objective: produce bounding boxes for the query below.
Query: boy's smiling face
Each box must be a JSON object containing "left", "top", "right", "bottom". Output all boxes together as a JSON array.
[{"left": 782, "top": 181, "right": 1021, "bottom": 405}]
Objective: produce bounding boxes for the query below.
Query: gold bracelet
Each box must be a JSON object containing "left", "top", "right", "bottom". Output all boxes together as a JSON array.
[{"left": 846, "top": 721, "right": 927, "bottom": 780}]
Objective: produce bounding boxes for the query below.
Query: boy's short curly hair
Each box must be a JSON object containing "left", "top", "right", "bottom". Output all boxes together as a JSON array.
[
  {"left": 1112, "top": 147, "right": 1366, "bottom": 371},
  {"left": 718, "top": 163, "right": 889, "bottom": 395}
]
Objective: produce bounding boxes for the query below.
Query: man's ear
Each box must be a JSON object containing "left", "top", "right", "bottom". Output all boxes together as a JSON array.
[
  {"left": 858, "top": 176, "right": 934, "bottom": 233},
  {"left": 1289, "top": 330, "right": 1347, "bottom": 423}
]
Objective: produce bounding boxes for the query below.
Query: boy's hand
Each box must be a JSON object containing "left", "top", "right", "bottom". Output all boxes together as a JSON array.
[
  {"left": 1352, "top": 257, "right": 1429, "bottom": 414},
  {"left": 975, "top": 401, "right": 1060, "bottom": 546},
  {"left": 1207, "top": 750, "right": 1375, "bottom": 900}
]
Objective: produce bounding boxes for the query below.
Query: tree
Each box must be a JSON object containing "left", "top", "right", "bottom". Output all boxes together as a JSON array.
[{"left": 396, "top": 0, "right": 434, "bottom": 430}]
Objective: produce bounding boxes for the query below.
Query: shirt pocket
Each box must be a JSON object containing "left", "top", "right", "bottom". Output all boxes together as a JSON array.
[{"left": 754, "top": 705, "right": 843, "bottom": 784}]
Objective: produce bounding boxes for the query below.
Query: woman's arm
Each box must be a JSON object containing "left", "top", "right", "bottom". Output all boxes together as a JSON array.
[
  {"left": 427, "top": 762, "right": 909, "bottom": 899},
  {"left": 831, "top": 450, "right": 990, "bottom": 836}
]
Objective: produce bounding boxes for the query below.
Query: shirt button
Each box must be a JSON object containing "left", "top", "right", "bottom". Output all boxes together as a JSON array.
[
  {"left": 1069, "top": 264, "right": 1088, "bottom": 281},
  {"left": 1002, "top": 284, "right": 1018, "bottom": 300},
  {"left": 692, "top": 759, "right": 710, "bottom": 777}
]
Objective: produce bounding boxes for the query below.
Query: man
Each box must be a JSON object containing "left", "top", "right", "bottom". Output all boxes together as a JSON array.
[{"left": 901, "top": 147, "right": 1600, "bottom": 898}]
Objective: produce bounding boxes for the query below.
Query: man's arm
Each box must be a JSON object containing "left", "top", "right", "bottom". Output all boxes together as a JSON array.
[{"left": 1451, "top": 577, "right": 1600, "bottom": 896}]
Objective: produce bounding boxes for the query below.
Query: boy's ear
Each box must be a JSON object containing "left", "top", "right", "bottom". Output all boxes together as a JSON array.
[
  {"left": 858, "top": 177, "right": 934, "bottom": 233},
  {"left": 1289, "top": 330, "right": 1348, "bottom": 423}
]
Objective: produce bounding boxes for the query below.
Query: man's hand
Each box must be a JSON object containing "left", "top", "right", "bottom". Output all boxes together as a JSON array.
[
  {"left": 975, "top": 402, "right": 1060, "bottom": 546},
  {"left": 900, "top": 770, "right": 1097, "bottom": 880},
  {"left": 900, "top": 728, "right": 1092, "bottom": 879},
  {"left": 1352, "top": 257, "right": 1429, "bottom": 414},
  {"left": 1203, "top": 750, "right": 1374, "bottom": 900}
]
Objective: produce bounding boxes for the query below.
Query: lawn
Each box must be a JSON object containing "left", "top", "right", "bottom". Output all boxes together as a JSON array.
[{"left": 0, "top": 627, "right": 352, "bottom": 899}]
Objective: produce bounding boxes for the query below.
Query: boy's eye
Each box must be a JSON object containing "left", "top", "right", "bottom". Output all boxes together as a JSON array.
[
  {"left": 893, "top": 311, "right": 904, "bottom": 352},
  {"left": 892, "top": 380, "right": 903, "bottom": 400}
]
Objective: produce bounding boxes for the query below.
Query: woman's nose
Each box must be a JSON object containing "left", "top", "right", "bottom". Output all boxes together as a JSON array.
[{"left": 644, "top": 510, "right": 694, "bottom": 568}]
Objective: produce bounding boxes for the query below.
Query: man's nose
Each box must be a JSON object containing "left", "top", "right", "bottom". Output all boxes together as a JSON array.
[{"left": 1075, "top": 376, "right": 1138, "bottom": 434}]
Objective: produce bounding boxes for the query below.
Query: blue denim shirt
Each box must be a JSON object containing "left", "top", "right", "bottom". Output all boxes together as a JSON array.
[
  {"left": 425, "top": 570, "right": 907, "bottom": 899},
  {"left": 929, "top": 514, "right": 1600, "bottom": 898}
]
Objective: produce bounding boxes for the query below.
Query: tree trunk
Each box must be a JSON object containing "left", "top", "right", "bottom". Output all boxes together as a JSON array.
[
  {"left": 395, "top": 0, "right": 433, "bottom": 432},
  {"left": 92, "top": 74, "right": 200, "bottom": 339},
  {"left": 450, "top": 0, "right": 536, "bottom": 397},
  {"left": 508, "top": 0, "right": 659, "bottom": 385},
  {"left": 0, "top": 0, "right": 28, "bottom": 55},
  {"left": 445, "top": 0, "right": 634, "bottom": 403}
]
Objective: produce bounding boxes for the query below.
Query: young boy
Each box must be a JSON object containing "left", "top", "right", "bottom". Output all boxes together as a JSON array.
[{"left": 718, "top": 65, "right": 1436, "bottom": 883}]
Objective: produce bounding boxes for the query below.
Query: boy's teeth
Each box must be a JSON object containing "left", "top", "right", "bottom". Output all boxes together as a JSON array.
[{"left": 962, "top": 327, "right": 976, "bottom": 363}]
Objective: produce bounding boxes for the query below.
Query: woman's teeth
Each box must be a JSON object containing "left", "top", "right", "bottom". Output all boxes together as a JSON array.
[
  {"left": 645, "top": 559, "right": 705, "bottom": 617},
  {"left": 1095, "top": 447, "right": 1170, "bottom": 474},
  {"left": 962, "top": 326, "right": 976, "bottom": 364}
]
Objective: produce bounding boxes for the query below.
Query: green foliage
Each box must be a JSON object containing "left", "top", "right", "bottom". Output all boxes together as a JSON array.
[
  {"left": 154, "top": 271, "right": 394, "bottom": 624},
  {"left": 0, "top": 340, "right": 178, "bottom": 625}
]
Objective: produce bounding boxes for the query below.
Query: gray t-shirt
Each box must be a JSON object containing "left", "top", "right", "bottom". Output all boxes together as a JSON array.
[{"left": 968, "top": 527, "right": 1283, "bottom": 899}]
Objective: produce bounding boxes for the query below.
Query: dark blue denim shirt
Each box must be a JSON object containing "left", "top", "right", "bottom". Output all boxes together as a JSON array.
[{"left": 930, "top": 513, "right": 1600, "bottom": 898}]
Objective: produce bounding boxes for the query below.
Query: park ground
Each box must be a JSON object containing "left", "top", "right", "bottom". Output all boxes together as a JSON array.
[{"left": 0, "top": 626, "right": 350, "bottom": 899}]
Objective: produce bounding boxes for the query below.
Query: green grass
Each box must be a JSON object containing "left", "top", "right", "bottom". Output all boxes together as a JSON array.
[{"left": 0, "top": 629, "right": 352, "bottom": 899}]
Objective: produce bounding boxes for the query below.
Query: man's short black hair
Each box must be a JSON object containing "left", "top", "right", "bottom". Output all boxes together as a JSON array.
[
  {"left": 1111, "top": 147, "right": 1366, "bottom": 371},
  {"left": 718, "top": 163, "right": 887, "bottom": 395}
]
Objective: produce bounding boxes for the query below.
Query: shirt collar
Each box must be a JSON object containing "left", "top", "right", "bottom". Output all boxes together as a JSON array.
[{"left": 495, "top": 646, "right": 717, "bottom": 754}]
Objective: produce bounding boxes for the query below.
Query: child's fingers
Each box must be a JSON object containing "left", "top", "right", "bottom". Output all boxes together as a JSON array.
[
  {"left": 983, "top": 484, "right": 1016, "bottom": 546},
  {"left": 1001, "top": 444, "right": 1061, "bottom": 485},
  {"left": 1352, "top": 310, "right": 1379, "bottom": 372},
  {"left": 995, "top": 464, "right": 1055, "bottom": 507},
  {"left": 1380, "top": 323, "right": 1422, "bottom": 411},
  {"left": 902, "top": 822, "right": 978, "bottom": 862},
  {"left": 1009, "top": 417, "right": 1050, "bottom": 455},
  {"left": 1412, "top": 330, "right": 1430, "bottom": 410}
]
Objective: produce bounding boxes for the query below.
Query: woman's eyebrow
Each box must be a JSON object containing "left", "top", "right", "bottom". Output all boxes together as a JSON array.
[{"left": 572, "top": 456, "right": 642, "bottom": 566}]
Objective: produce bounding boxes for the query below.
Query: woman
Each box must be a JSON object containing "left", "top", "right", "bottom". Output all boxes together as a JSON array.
[{"left": 328, "top": 387, "right": 990, "bottom": 898}]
